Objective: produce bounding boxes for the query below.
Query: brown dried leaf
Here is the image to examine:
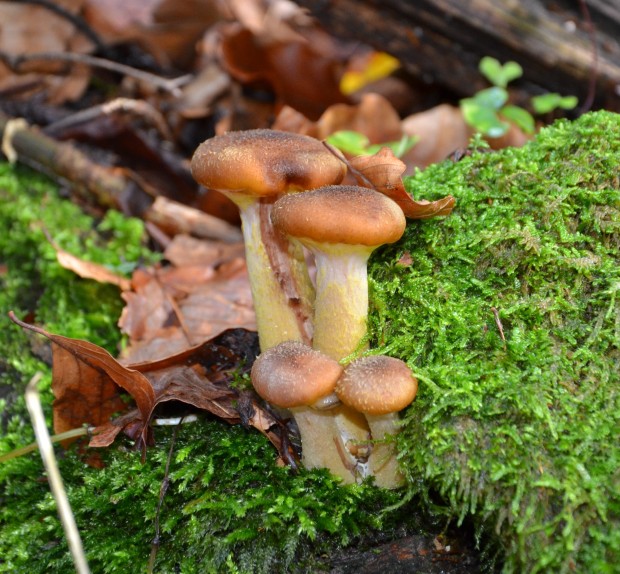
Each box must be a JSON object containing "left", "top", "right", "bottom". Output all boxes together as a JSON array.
[
  {"left": 349, "top": 147, "right": 455, "bottom": 219},
  {"left": 53, "top": 244, "right": 132, "bottom": 290},
  {"left": 220, "top": 24, "right": 348, "bottom": 120},
  {"left": 10, "top": 312, "right": 296, "bottom": 464},
  {"left": 8, "top": 313, "right": 154, "bottom": 444},
  {"left": 119, "top": 257, "right": 255, "bottom": 363}
]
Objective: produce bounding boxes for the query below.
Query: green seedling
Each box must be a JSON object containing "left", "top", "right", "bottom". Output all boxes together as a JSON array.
[
  {"left": 326, "top": 130, "right": 418, "bottom": 158},
  {"left": 461, "top": 56, "right": 578, "bottom": 137}
]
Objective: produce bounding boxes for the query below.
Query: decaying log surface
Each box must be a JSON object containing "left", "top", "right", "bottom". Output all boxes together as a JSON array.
[{"left": 295, "top": 0, "right": 620, "bottom": 111}]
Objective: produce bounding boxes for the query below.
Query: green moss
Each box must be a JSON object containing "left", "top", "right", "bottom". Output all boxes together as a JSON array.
[
  {"left": 368, "top": 110, "right": 620, "bottom": 572},
  {"left": 0, "top": 164, "right": 424, "bottom": 573},
  {"left": 1, "top": 419, "right": 413, "bottom": 574},
  {"left": 0, "top": 163, "right": 159, "bottom": 399}
]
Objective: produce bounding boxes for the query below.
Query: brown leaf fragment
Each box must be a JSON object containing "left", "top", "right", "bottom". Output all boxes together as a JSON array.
[
  {"left": 348, "top": 147, "right": 455, "bottom": 219},
  {"left": 89, "top": 409, "right": 146, "bottom": 448},
  {"left": 53, "top": 244, "right": 131, "bottom": 290},
  {"left": 148, "top": 366, "right": 239, "bottom": 422}
]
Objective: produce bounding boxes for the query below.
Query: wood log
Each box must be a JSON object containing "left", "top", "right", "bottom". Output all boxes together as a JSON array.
[{"left": 294, "top": 0, "right": 620, "bottom": 111}]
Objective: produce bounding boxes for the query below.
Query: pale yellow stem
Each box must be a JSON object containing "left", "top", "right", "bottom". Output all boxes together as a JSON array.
[
  {"left": 365, "top": 412, "right": 405, "bottom": 489},
  {"left": 309, "top": 245, "right": 373, "bottom": 361},
  {"left": 235, "top": 199, "right": 311, "bottom": 350}
]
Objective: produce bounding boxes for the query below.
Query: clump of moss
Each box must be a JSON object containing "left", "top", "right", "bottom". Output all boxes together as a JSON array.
[
  {"left": 1, "top": 417, "right": 412, "bottom": 574},
  {"left": 368, "top": 110, "right": 620, "bottom": 572}
]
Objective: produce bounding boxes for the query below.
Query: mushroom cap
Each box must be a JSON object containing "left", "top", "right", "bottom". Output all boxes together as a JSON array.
[
  {"left": 335, "top": 355, "right": 418, "bottom": 415},
  {"left": 191, "top": 129, "right": 346, "bottom": 197},
  {"left": 251, "top": 341, "right": 343, "bottom": 408},
  {"left": 271, "top": 185, "right": 406, "bottom": 246}
]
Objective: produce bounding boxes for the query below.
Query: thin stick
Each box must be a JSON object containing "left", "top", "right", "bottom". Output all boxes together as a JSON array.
[
  {"left": 0, "top": 426, "right": 90, "bottom": 463},
  {"left": 147, "top": 422, "right": 181, "bottom": 573},
  {"left": 25, "top": 372, "right": 91, "bottom": 574},
  {"left": 1, "top": 51, "right": 191, "bottom": 97},
  {"left": 491, "top": 307, "right": 507, "bottom": 350}
]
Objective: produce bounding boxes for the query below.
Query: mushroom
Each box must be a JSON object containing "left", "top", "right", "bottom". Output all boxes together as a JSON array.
[
  {"left": 335, "top": 355, "right": 418, "bottom": 488},
  {"left": 191, "top": 129, "right": 346, "bottom": 351},
  {"left": 271, "top": 185, "right": 406, "bottom": 361},
  {"left": 251, "top": 340, "right": 362, "bottom": 483}
]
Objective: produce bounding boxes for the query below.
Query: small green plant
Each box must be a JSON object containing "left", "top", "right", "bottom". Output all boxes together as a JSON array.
[
  {"left": 326, "top": 130, "right": 417, "bottom": 157},
  {"left": 460, "top": 56, "right": 578, "bottom": 137}
]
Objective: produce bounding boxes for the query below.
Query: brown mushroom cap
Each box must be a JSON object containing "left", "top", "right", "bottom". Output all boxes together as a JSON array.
[
  {"left": 271, "top": 185, "right": 406, "bottom": 246},
  {"left": 336, "top": 356, "right": 418, "bottom": 415},
  {"left": 191, "top": 129, "right": 346, "bottom": 197},
  {"left": 251, "top": 341, "right": 343, "bottom": 408}
]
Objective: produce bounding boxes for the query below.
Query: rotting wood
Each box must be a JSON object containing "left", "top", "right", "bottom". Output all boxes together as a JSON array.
[{"left": 294, "top": 0, "right": 620, "bottom": 111}]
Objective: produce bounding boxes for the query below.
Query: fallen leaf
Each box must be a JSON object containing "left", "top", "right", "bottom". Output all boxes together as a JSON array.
[
  {"left": 52, "top": 243, "right": 132, "bottom": 290},
  {"left": 348, "top": 147, "right": 455, "bottom": 219},
  {"left": 8, "top": 312, "right": 154, "bottom": 448}
]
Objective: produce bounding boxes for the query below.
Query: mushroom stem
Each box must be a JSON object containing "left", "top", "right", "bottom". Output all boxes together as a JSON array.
[
  {"left": 365, "top": 412, "right": 405, "bottom": 488},
  {"left": 310, "top": 245, "right": 372, "bottom": 360},
  {"left": 290, "top": 407, "right": 358, "bottom": 483},
  {"left": 233, "top": 197, "right": 313, "bottom": 350}
]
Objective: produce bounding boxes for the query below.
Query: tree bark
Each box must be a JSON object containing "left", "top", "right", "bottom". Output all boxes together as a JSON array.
[{"left": 295, "top": 0, "right": 620, "bottom": 111}]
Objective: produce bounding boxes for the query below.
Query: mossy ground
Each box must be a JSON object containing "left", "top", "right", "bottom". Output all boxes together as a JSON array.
[
  {"left": 0, "top": 165, "right": 424, "bottom": 573},
  {"left": 0, "top": 111, "right": 618, "bottom": 573},
  {"left": 368, "top": 110, "right": 620, "bottom": 573}
]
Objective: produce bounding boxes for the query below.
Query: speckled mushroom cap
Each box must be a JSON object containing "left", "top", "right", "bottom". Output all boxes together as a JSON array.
[
  {"left": 251, "top": 341, "right": 344, "bottom": 408},
  {"left": 271, "top": 185, "right": 406, "bottom": 246},
  {"left": 190, "top": 129, "right": 346, "bottom": 197},
  {"left": 335, "top": 355, "right": 418, "bottom": 415}
]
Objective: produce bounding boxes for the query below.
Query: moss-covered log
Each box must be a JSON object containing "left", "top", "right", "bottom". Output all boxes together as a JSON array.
[{"left": 368, "top": 110, "right": 620, "bottom": 572}]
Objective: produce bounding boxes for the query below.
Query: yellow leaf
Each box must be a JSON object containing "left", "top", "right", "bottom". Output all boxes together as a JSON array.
[{"left": 340, "top": 52, "right": 400, "bottom": 95}]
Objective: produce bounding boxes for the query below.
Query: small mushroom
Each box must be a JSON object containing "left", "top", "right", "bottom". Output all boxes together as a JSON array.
[
  {"left": 191, "top": 130, "right": 346, "bottom": 351},
  {"left": 336, "top": 355, "right": 418, "bottom": 488},
  {"left": 251, "top": 340, "right": 361, "bottom": 483},
  {"left": 271, "top": 185, "right": 406, "bottom": 360}
]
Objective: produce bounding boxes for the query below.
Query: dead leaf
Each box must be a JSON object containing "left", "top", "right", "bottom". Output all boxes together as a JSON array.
[
  {"left": 348, "top": 147, "right": 455, "bottom": 219},
  {"left": 118, "top": 255, "right": 255, "bottom": 363},
  {"left": 220, "top": 23, "right": 348, "bottom": 120},
  {"left": 0, "top": 0, "right": 94, "bottom": 104},
  {"left": 273, "top": 93, "right": 403, "bottom": 148},
  {"left": 52, "top": 242, "right": 132, "bottom": 291},
  {"left": 8, "top": 312, "right": 154, "bottom": 447}
]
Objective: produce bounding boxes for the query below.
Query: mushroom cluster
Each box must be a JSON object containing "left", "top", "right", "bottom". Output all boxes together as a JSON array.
[{"left": 191, "top": 129, "right": 418, "bottom": 488}]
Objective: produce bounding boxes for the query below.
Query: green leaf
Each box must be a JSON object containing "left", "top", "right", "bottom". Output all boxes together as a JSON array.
[
  {"left": 532, "top": 93, "right": 579, "bottom": 114},
  {"left": 479, "top": 57, "right": 523, "bottom": 88},
  {"left": 473, "top": 87, "right": 509, "bottom": 110},
  {"left": 326, "top": 130, "right": 370, "bottom": 155},
  {"left": 366, "top": 134, "right": 419, "bottom": 158},
  {"left": 500, "top": 105, "right": 535, "bottom": 134},
  {"left": 461, "top": 97, "right": 509, "bottom": 137}
]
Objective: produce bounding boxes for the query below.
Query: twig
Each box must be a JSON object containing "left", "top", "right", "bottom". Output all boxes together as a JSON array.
[
  {"left": 0, "top": 426, "right": 91, "bottom": 463},
  {"left": 322, "top": 140, "right": 376, "bottom": 189},
  {"left": 0, "top": 111, "right": 149, "bottom": 211},
  {"left": 0, "top": 51, "right": 191, "bottom": 97},
  {"left": 147, "top": 422, "right": 181, "bottom": 574},
  {"left": 44, "top": 98, "right": 174, "bottom": 142},
  {"left": 25, "top": 372, "right": 91, "bottom": 574},
  {"left": 491, "top": 307, "right": 507, "bottom": 350}
]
